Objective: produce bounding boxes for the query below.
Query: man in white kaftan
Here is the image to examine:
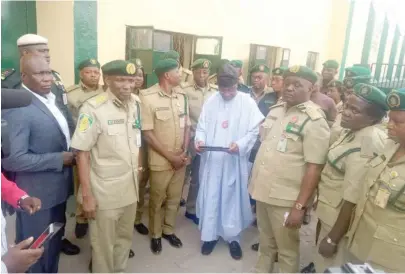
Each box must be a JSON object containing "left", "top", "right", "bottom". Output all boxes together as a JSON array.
[{"left": 194, "top": 63, "right": 264, "bottom": 260}]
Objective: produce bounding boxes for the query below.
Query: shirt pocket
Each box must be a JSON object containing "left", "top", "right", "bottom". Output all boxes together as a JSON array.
[
  {"left": 260, "top": 119, "right": 274, "bottom": 142},
  {"left": 388, "top": 176, "right": 405, "bottom": 211},
  {"left": 367, "top": 225, "right": 405, "bottom": 271}
]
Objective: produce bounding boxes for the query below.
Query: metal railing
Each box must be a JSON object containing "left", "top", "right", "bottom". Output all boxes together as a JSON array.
[{"left": 370, "top": 63, "right": 405, "bottom": 91}]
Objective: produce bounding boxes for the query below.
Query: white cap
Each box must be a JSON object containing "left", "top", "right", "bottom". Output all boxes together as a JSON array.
[{"left": 17, "top": 34, "right": 48, "bottom": 47}]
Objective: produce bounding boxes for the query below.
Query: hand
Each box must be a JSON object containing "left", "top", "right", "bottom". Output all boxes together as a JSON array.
[
  {"left": 62, "top": 152, "right": 74, "bottom": 166},
  {"left": 195, "top": 141, "right": 205, "bottom": 153},
  {"left": 20, "top": 197, "right": 41, "bottom": 215},
  {"left": 82, "top": 195, "right": 97, "bottom": 220},
  {"left": 2, "top": 237, "right": 44, "bottom": 273},
  {"left": 228, "top": 142, "right": 239, "bottom": 154},
  {"left": 318, "top": 236, "right": 338, "bottom": 258},
  {"left": 284, "top": 208, "right": 305, "bottom": 229},
  {"left": 169, "top": 154, "right": 185, "bottom": 170}
]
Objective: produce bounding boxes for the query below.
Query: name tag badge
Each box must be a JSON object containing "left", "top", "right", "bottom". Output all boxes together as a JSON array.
[
  {"left": 374, "top": 188, "right": 390, "bottom": 209},
  {"left": 136, "top": 131, "right": 142, "bottom": 148},
  {"left": 277, "top": 134, "right": 287, "bottom": 153},
  {"left": 179, "top": 114, "right": 185, "bottom": 129},
  {"left": 63, "top": 93, "right": 68, "bottom": 105}
]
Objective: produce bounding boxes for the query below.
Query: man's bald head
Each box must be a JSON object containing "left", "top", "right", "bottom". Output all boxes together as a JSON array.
[{"left": 21, "top": 55, "right": 53, "bottom": 95}]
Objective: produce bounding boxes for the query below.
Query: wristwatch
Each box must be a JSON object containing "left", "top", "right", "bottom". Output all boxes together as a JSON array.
[
  {"left": 17, "top": 194, "right": 30, "bottom": 209},
  {"left": 326, "top": 237, "right": 337, "bottom": 246},
  {"left": 294, "top": 202, "right": 306, "bottom": 211}
]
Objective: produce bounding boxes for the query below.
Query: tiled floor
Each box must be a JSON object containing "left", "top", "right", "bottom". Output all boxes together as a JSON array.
[{"left": 5, "top": 195, "right": 317, "bottom": 273}]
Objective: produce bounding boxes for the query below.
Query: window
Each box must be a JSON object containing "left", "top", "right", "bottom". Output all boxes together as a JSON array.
[
  {"left": 256, "top": 46, "right": 267, "bottom": 60},
  {"left": 195, "top": 38, "right": 221, "bottom": 55},
  {"left": 127, "top": 28, "right": 153, "bottom": 50},
  {"left": 306, "top": 51, "right": 319, "bottom": 70},
  {"left": 153, "top": 31, "right": 172, "bottom": 52},
  {"left": 280, "top": 48, "right": 290, "bottom": 67}
]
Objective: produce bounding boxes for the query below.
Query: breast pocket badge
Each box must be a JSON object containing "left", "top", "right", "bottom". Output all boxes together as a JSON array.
[{"left": 277, "top": 134, "right": 287, "bottom": 153}]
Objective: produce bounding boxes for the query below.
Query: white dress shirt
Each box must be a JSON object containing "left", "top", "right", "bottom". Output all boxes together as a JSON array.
[{"left": 23, "top": 84, "right": 71, "bottom": 149}]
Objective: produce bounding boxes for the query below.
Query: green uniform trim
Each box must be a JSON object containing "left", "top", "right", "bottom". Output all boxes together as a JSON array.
[
  {"left": 389, "top": 183, "right": 405, "bottom": 212},
  {"left": 327, "top": 148, "right": 361, "bottom": 172}
]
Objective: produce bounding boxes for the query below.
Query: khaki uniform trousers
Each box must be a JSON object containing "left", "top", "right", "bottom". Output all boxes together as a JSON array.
[
  {"left": 135, "top": 170, "right": 149, "bottom": 224},
  {"left": 314, "top": 219, "right": 361, "bottom": 272},
  {"left": 89, "top": 203, "right": 137, "bottom": 273},
  {"left": 73, "top": 166, "right": 86, "bottom": 224},
  {"left": 149, "top": 167, "right": 186, "bottom": 238},
  {"left": 255, "top": 201, "right": 300, "bottom": 273}
]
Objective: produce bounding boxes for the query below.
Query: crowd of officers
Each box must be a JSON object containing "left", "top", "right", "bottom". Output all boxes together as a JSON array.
[{"left": 2, "top": 34, "right": 405, "bottom": 273}]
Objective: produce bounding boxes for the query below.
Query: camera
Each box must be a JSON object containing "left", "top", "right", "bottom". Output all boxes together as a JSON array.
[{"left": 1, "top": 88, "right": 32, "bottom": 158}]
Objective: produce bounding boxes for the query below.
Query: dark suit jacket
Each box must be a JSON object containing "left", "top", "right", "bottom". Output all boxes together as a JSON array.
[{"left": 2, "top": 90, "right": 73, "bottom": 210}]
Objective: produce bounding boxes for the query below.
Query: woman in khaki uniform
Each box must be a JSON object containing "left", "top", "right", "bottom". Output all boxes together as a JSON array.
[
  {"left": 315, "top": 84, "right": 388, "bottom": 272},
  {"left": 318, "top": 88, "right": 405, "bottom": 273}
]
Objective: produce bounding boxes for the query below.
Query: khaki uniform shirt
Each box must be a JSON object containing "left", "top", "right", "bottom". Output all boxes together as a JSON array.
[
  {"left": 183, "top": 83, "right": 217, "bottom": 133},
  {"left": 66, "top": 81, "right": 104, "bottom": 124},
  {"left": 347, "top": 140, "right": 405, "bottom": 272},
  {"left": 317, "top": 126, "right": 387, "bottom": 227},
  {"left": 249, "top": 101, "right": 330, "bottom": 207},
  {"left": 140, "top": 84, "right": 190, "bottom": 171},
  {"left": 71, "top": 90, "right": 141, "bottom": 210}
]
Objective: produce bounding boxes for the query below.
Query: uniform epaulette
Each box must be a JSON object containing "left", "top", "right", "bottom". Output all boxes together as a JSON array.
[
  {"left": 140, "top": 87, "right": 158, "bottom": 96},
  {"left": 87, "top": 93, "right": 108, "bottom": 108},
  {"left": 66, "top": 84, "right": 80, "bottom": 93},
  {"left": 297, "top": 103, "right": 323, "bottom": 121},
  {"left": 175, "top": 86, "right": 186, "bottom": 94},
  {"left": 209, "top": 83, "right": 218, "bottom": 90},
  {"left": 1, "top": 68, "right": 15, "bottom": 80},
  {"left": 180, "top": 82, "right": 191, "bottom": 89},
  {"left": 269, "top": 101, "right": 285, "bottom": 110},
  {"left": 183, "top": 68, "right": 192, "bottom": 75}
]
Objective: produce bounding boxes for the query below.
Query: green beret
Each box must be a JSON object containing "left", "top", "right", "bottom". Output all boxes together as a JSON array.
[
  {"left": 230, "top": 60, "right": 243, "bottom": 68},
  {"left": 323, "top": 60, "right": 339, "bottom": 69},
  {"left": 129, "top": 58, "right": 143, "bottom": 69},
  {"left": 191, "top": 59, "right": 211, "bottom": 70},
  {"left": 272, "top": 67, "right": 288, "bottom": 76},
  {"left": 386, "top": 88, "right": 405, "bottom": 111},
  {"left": 345, "top": 65, "right": 371, "bottom": 77},
  {"left": 327, "top": 80, "right": 343, "bottom": 88},
  {"left": 283, "top": 65, "right": 318, "bottom": 84},
  {"left": 102, "top": 60, "right": 136, "bottom": 76},
  {"left": 78, "top": 58, "right": 100, "bottom": 70},
  {"left": 343, "top": 75, "right": 371, "bottom": 89},
  {"left": 250, "top": 64, "right": 270, "bottom": 74},
  {"left": 353, "top": 83, "right": 388, "bottom": 111},
  {"left": 154, "top": 59, "right": 179, "bottom": 76},
  {"left": 162, "top": 50, "right": 180, "bottom": 61}
]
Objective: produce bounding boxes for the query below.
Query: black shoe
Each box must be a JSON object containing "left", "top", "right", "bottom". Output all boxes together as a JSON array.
[
  {"left": 300, "top": 262, "right": 315, "bottom": 273},
  {"left": 162, "top": 233, "right": 183, "bottom": 248},
  {"left": 75, "top": 222, "right": 88, "bottom": 239},
  {"left": 229, "top": 241, "right": 242, "bottom": 260},
  {"left": 129, "top": 249, "right": 134, "bottom": 258},
  {"left": 151, "top": 238, "right": 162, "bottom": 254},
  {"left": 201, "top": 240, "right": 218, "bottom": 255},
  {"left": 134, "top": 223, "right": 149, "bottom": 235},
  {"left": 185, "top": 211, "right": 199, "bottom": 225},
  {"left": 88, "top": 260, "right": 92, "bottom": 272},
  {"left": 251, "top": 242, "right": 259, "bottom": 251},
  {"left": 179, "top": 198, "right": 186, "bottom": 207},
  {"left": 61, "top": 238, "right": 80, "bottom": 255},
  {"left": 252, "top": 219, "right": 257, "bottom": 227}
]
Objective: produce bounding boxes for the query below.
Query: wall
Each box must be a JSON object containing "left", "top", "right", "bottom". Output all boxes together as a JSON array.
[
  {"left": 36, "top": 0, "right": 75, "bottom": 86},
  {"left": 97, "top": 0, "right": 334, "bottom": 73}
]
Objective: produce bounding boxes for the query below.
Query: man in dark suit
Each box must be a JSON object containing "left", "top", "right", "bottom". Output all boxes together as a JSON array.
[
  {"left": 2, "top": 54, "right": 75, "bottom": 273},
  {"left": 1, "top": 33, "right": 79, "bottom": 256}
]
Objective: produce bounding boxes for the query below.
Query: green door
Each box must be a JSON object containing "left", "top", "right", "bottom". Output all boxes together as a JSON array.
[
  {"left": 1, "top": 1, "right": 37, "bottom": 70},
  {"left": 193, "top": 36, "right": 222, "bottom": 75},
  {"left": 126, "top": 26, "right": 173, "bottom": 88}
]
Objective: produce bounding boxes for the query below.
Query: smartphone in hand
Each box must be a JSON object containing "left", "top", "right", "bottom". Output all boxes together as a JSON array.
[{"left": 29, "top": 222, "right": 64, "bottom": 249}]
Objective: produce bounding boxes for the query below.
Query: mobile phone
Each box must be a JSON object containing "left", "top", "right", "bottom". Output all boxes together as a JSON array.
[{"left": 29, "top": 222, "right": 64, "bottom": 249}]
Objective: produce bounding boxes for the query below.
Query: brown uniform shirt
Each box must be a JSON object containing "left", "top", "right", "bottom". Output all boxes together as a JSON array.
[
  {"left": 317, "top": 126, "right": 387, "bottom": 227},
  {"left": 347, "top": 140, "right": 405, "bottom": 272},
  {"left": 249, "top": 101, "right": 330, "bottom": 207},
  {"left": 71, "top": 90, "right": 141, "bottom": 210},
  {"left": 66, "top": 81, "right": 104, "bottom": 125},
  {"left": 139, "top": 84, "right": 190, "bottom": 171}
]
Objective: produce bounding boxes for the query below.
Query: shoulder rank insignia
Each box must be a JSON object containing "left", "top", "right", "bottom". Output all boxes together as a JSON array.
[
  {"left": 88, "top": 94, "right": 108, "bottom": 108},
  {"left": 66, "top": 85, "right": 80, "bottom": 93},
  {"left": 1, "top": 68, "right": 15, "bottom": 80},
  {"left": 180, "top": 82, "right": 191, "bottom": 89},
  {"left": 305, "top": 106, "right": 323, "bottom": 120}
]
